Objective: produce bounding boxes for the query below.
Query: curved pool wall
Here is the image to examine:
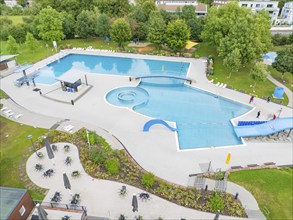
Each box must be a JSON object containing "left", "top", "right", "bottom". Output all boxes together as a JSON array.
[
  {"left": 34, "top": 54, "right": 190, "bottom": 84},
  {"left": 106, "top": 79, "right": 252, "bottom": 150}
]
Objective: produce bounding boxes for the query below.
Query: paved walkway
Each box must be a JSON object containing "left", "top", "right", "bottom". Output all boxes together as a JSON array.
[
  {"left": 26, "top": 143, "right": 249, "bottom": 219},
  {"left": 267, "top": 75, "right": 293, "bottom": 108}
]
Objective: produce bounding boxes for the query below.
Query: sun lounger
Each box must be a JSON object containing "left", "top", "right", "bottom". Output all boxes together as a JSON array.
[
  {"left": 7, "top": 112, "right": 14, "bottom": 117},
  {"left": 15, "top": 114, "right": 23, "bottom": 119},
  {"left": 222, "top": 84, "right": 227, "bottom": 88},
  {"left": 4, "top": 109, "right": 12, "bottom": 114},
  {"left": 219, "top": 83, "right": 224, "bottom": 88},
  {"left": 1, "top": 107, "right": 8, "bottom": 111},
  {"left": 215, "top": 82, "right": 220, "bottom": 86},
  {"left": 208, "top": 79, "right": 214, "bottom": 83},
  {"left": 64, "top": 125, "right": 74, "bottom": 132}
]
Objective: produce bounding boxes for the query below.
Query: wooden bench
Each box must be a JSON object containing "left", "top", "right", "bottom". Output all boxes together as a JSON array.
[
  {"left": 247, "top": 164, "right": 259, "bottom": 168},
  {"left": 231, "top": 165, "right": 243, "bottom": 169},
  {"left": 273, "top": 99, "right": 283, "bottom": 105}
]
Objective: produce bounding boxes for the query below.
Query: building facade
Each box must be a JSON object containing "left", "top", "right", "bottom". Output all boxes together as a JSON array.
[
  {"left": 278, "top": 1, "right": 293, "bottom": 25},
  {"left": 238, "top": 1, "right": 280, "bottom": 22},
  {"left": 156, "top": 0, "right": 198, "bottom": 6},
  {"left": 4, "top": 0, "right": 33, "bottom": 7}
]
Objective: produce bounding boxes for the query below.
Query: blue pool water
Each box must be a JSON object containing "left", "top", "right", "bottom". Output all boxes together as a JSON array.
[
  {"left": 34, "top": 54, "right": 189, "bottom": 84},
  {"left": 36, "top": 53, "right": 252, "bottom": 149}
]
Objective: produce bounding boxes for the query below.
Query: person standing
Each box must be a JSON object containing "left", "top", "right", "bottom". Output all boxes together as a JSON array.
[
  {"left": 277, "top": 108, "right": 283, "bottom": 118},
  {"left": 267, "top": 96, "right": 270, "bottom": 103},
  {"left": 256, "top": 111, "right": 261, "bottom": 118},
  {"left": 249, "top": 96, "right": 254, "bottom": 104}
]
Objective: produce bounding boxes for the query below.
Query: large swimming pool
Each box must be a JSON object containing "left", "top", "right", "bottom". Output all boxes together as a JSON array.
[
  {"left": 34, "top": 54, "right": 189, "bottom": 84},
  {"left": 36, "top": 53, "right": 251, "bottom": 149}
]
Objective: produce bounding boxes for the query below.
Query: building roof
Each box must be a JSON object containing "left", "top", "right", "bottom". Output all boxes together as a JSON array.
[
  {"left": 56, "top": 69, "right": 84, "bottom": 84},
  {"left": 0, "top": 187, "right": 27, "bottom": 220},
  {"left": 157, "top": 4, "right": 207, "bottom": 12},
  {"left": 0, "top": 54, "right": 18, "bottom": 63}
]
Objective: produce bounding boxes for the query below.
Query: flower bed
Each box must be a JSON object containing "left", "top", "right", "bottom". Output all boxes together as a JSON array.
[{"left": 44, "top": 128, "right": 247, "bottom": 218}]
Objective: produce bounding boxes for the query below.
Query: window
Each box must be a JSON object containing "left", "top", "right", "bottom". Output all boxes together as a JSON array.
[
  {"left": 242, "top": 4, "right": 247, "bottom": 7},
  {"left": 19, "top": 205, "right": 26, "bottom": 216},
  {"left": 267, "top": 4, "right": 273, "bottom": 8}
]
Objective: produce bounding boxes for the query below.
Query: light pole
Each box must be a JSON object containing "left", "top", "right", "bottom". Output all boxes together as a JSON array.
[
  {"left": 277, "top": 108, "right": 282, "bottom": 118},
  {"left": 86, "top": 130, "right": 91, "bottom": 148},
  {"left": 28, "top": 134, "right": 37, "bottom": 156}
]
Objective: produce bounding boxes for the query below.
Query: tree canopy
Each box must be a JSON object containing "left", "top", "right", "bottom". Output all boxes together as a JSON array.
[
  {"left": 25, "top": 32, "right": 38, "bottom": 50},
  {"left": 110, "top": 18, "right": 132, "bottom": 49},
  {"left": 147, "top": 11, "right": 166, "bottom": 46},
  {"left": 250, "top": 63, "right": 268, "bottom": 87},
  {"left": 96, "top": 14, "right": 111, "bottom": 37},
  {"left": 6, "top": 35, "right": 19, "bottom": 54},
  {"left": 165, "top": 19, "right": 190, "bottom": 51},
  {"left": 223, "top": 48, "right": 242, "bottom": 78},
  {"left": 272, "top": 45, "right": 293, "bottom": 74},
  {"left": 75, "top": 10, "right": 97, "bottom": 39},
  {"left": 202, "top": 2, "right": 272, "bottom": 65},
  {"left": 37, "top": 6, "right": 64, "bottom": 42}
]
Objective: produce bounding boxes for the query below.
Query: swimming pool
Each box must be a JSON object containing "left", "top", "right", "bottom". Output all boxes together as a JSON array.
[
  {"left": 36, "top": 53, "right": 251, "bottom": 149},
  {"left": 34, "top": 54, "right": 190, "bottom": 84}
]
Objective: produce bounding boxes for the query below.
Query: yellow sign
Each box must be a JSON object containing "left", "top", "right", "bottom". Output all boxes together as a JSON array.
[
  {"left": 162, "top": 65, "right": 164, "bottom": 71},
  {"left": 225, "top": 152, "right": 231, "bottom": 164}
]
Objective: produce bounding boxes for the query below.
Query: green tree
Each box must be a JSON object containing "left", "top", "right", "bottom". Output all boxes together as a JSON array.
[
  {"left": 223, "top": 48, "right": 242, "bottom": 78},
  {"left": 17, "top": 0, "right": 28, "bottom": 7},
  {"left": 272, "top": 45, "right": 293, "bottom": 74},
  {"left": 250, "top": 63, "right": 268, "bottom": 88},
  {"left": 165, "top": 19, "right": 190, "bottom": 51},
  {"left": 110, "top": 18, "right": 131, "bottom": 49},
  {"left": 181, "top": 5, "right": 196, "bottom": 21},
  {"left": 25, "top": 32, "right": 38, "bottom": 51},
  {"left": 128, "top": 4, "right": 147, "bottom": 23},
  {"left": 61, "top": 11, "right": 75, "bottom": 39},
  {"left": 137, "top": 0, "right": 157, "bottom": 20},
  {"left": 202, "top": 2, "right": 272, "bottom": 65},
  {"left": 96, "top": 14, "right": 111, "bottom": 37},
  {"left": 75, "top": 10, "right": 97, "bottom": 39},
  {"left": 147, "top": 11, "right": 166, "bottom": 46},
  {"left": 6, "top": 35, "right": 19, "bottom": 54},
  {"left": 187, "top": 16, "right": 205, "bottom": 41},
  {"left": 37, "top": 6, "right": 64, "bottom": 42},
  {"left": 96, "top": 0, "right": 129, "bottom": 17},
  {"left": 0, "top": 17, "right": 12, "bottom": 40},
  {"left": 9, "top": 24, "right": 28, "bottom": 43}
]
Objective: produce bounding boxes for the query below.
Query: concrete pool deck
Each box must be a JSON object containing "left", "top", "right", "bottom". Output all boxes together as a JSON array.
[{"left": 1, "top": 50, "right": 292, "bottom": 188}]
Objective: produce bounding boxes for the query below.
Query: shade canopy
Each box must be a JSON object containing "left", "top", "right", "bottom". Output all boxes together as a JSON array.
[
  {"left": 36, "top": 203, "right": 48, "bottom": 220},
  {"left": 44, "top": 137, "right": 54, "bottom": 159},
  {"left": 0, "top": 54, "right": 18, "bottom": 63},
  {"left": 273, "top": 87, "right": 284, "bottom": 99},
  {"left": 185, "top": 41, "right": 198, "bottom": 50},
  {"left": 56, "top": 69, "right": 83, "bottom": 84},
  {"left": 132, "top": 193, "right": 138, "bottom": 212},
  {"left": 63, "top": 172, "right": 71, "bottom": 190}
]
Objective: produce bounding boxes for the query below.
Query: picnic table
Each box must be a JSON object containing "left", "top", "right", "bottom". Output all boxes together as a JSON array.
[
  {"left": 51, "top": 191, "right": 61, "bottom": 202},
  {"left": 71, "top": 194, "right": 80, "bottom": 205},
  {"left": 139, "top": 192, "right": 150, "bottom": 201},
  {"left": 43, "top": 169, "right": 54, "bottom": 177}
]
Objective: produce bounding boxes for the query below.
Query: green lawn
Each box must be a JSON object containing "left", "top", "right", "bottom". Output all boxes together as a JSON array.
[
  {"left": 0, "top": 38, "right": 126, "bottom": 64},
  {"left": 194, "top": 42, "right": 289, "bottom": 105},
  {"left": 229, "top": 168, "right": 293, "bottom": 220},
  {"left": 0, "top": 116, "right": 47, "bottom": 200},
  {"left": 0, "top": 16, "right": 29, "bottom": 24},
  {"left": 268, "top": 66, "right": 293, "bottom": 92}
]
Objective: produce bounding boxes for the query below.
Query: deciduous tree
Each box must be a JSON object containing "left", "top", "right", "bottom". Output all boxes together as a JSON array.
[
  {"left": 6, "top": 35, "right": 19, "bottom": 54},
  {"left": 165, "top": 19, "right": 190, "bottom": 51},
  {"left": 272, "top": 45, "right": 293, "bottom": 74},
  {"left": 37, "top": 6, "right": 64, "bottom": 42},
  {"left": 202, "top": 2, "right": 272, "bottom": 65},
  {"left": 96, "top": 14, "right": 111, "bottom": 37},
  {"left": 25, "top": 32, "right": 38, "bottom": 51},
  {"left": 75, "top": 10, "right": 97, "bottom": 39},
  {"left": 250, "top": 63, "right": 268, "bottom": 88},
  {"left": 147, "top": 11, "right": 166, "bottom": 46},
  {"left": 110, "top": 18, "right": 131, "bottom": 49},
  {"left": 61, "top": 11, "right": 75, "bottom": 39},
  {"left": 223, "top": 48, "right": 242, "bottom": 78}
]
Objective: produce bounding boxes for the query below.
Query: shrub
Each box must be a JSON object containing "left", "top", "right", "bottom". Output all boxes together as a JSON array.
[
  {"left": 141, "top": 172, "right": 155, "bottom": 189},
  {"left": 209, "top": 191, "right": 224, "bottom": 211},
  {"left": 104, "top": 158, "right": 120, "bottom": 175},
  {"left": 89, "top": 148, "right": 107, "bottom": 165}
]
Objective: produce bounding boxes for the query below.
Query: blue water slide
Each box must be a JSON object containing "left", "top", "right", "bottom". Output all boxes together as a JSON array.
[
  {"left": 234, "top": 117, "right": 293, "bottom": 138},
  {"left": 143, "top": 119, "right": 177, "bottom": 132}
]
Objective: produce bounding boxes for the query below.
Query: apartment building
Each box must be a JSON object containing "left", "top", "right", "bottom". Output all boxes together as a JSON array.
[{"left": 278, "top": 1, "right": 293, "bottom": 25}]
